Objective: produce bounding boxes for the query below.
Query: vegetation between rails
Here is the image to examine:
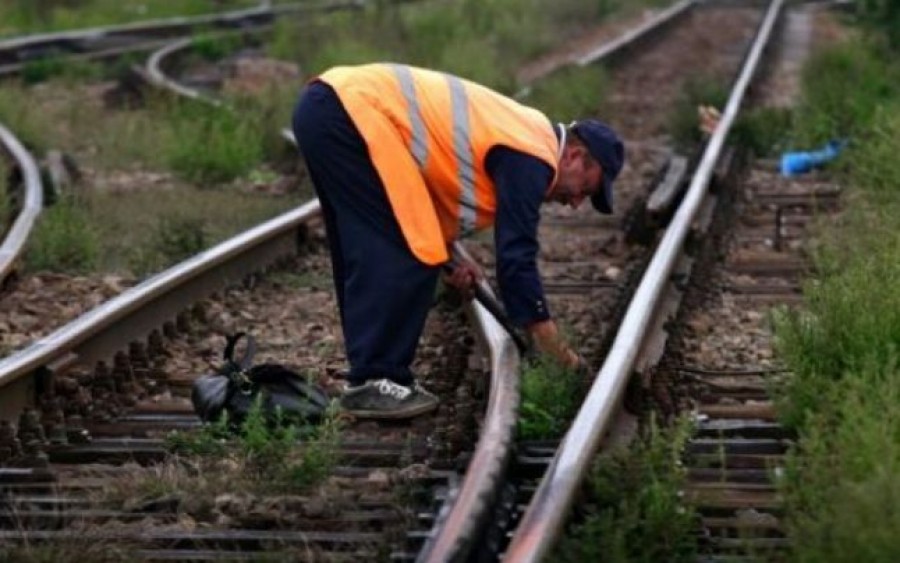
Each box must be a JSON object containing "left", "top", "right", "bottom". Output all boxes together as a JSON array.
[
  {"left": 747, "top": 17, "right": 900, "bottom": 562},
  {"left": 106, "top": 398, "right": 342, "bottom": 510},
  {"left": 518, "top": 355, "right": 584, "bottom": 440},
  {"left": 558, "top": 416, "right": 697, "bottom": 562}
]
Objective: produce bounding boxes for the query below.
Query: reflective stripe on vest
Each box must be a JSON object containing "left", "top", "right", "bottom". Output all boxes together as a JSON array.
[
  {"left": 394, "top": 66, "right": 478, "bottom": 237},
  {"left": 317, "top": 64, "right": 560, "bottom": 265}
]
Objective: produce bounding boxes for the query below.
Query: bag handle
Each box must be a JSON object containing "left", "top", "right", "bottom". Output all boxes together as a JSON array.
[{"left": 223, "top": 332, "right": 257, "bottom": 371}]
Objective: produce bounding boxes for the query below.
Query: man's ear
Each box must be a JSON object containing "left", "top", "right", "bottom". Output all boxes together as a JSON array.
[{"left": 560, "top": 142, "right": 583, "bottom": 165}]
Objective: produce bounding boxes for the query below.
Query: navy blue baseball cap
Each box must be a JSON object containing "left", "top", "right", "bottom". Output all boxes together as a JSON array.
[{"left": 571, "top": 119, "right": 625, "bottom": 214}]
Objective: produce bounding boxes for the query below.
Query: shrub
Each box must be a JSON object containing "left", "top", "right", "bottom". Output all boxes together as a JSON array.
[
  {"left": 558, "top": 416, "right": 697, "bottom": 563},
  {"left": 26, "top": 196, "right": 99, "bottom": 273},
  {"left": 519, "top": 354, "right": 584, "bottom": 440}
]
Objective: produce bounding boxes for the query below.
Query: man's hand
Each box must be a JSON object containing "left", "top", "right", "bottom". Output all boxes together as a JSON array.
[
  {"left": 526, "top": 319, "right": 586, "bottom": 370},
  {"left": 442, "top": 257, "right": 484, "bottom": 300}
]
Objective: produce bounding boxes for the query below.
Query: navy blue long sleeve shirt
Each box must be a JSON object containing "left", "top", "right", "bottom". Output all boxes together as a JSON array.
[{"left": 485, "top": 146, "right": 555, "bottom": 327}]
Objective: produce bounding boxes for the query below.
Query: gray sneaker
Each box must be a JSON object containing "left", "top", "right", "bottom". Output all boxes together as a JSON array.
[{"left": 340, "top": 379, "right": 439, "bottom": 419}]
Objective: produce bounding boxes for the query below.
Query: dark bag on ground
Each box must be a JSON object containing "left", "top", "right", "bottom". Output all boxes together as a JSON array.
[{"left": 191, "top": 333, "right": 329, "bottom": 425}]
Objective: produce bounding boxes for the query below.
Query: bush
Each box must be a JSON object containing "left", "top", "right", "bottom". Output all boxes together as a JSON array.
[
  {"left": 165, "top": 101, "right": 263, "bottom": 183},
  {"left": 26, "top": 196, "right": 99, "bottom": 273},
  {"left": 558, "top": 416, "right": 697, "bottom": 563},
  {"left": 166, "top": 396, "right": 342, "bottom": 493},
  {"left": 518, "top": 354, "right": 584, "bottom": 439}
]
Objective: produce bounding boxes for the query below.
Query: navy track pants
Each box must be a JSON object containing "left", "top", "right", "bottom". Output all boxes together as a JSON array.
[{"left": 292, "top": 81, "right": 440, "bottom": 386}]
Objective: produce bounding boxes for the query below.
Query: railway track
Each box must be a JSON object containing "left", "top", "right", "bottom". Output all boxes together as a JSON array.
[
  {"left": 0, "top": 1, "right": 362, "bottom": 78},
  {"left": 0, "top": 0, "right": 846, "bottom": 560},
  {"left": 0, "top": 0, "right": 363, "bottom": 291}
]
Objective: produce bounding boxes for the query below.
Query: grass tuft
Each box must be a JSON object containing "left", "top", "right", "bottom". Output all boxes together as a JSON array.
[
  {"left": 558, "top": 415, "right": 697, "bottom": 563},
  {"left": 518, "top": 354, "right": 584, "bottom": 440},
  {"left": 141, "top": 396, "right": 342, "bottom": 499},
  {"left": 770, "top": 30, "right": 900, "bottom": 562},
  {"left": 26, "top": 195, "right": 99, "bottom": 273},
  {"left": 525, "top": 66, "right": 609, "bottom": 124}
]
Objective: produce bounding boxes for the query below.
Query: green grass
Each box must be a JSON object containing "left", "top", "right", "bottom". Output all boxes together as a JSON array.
[
  {"left": 780, "top": 361, "right": 900, "bottom": 563},
  {"left": 269, "top": 0, "right": 671, "bottom": 94},
  {"left": 768, "top": 33, "right": 900, "bottom": 563},
  {"left": 0, "top": 0, "right": 260, "bottom": 37},
  {"left": 791, "top": 38, "right": 900, "bottom": 147},
  {"left": 518, "top": 354, "right": 584, "bottom": 440},
  {"left": 91, "top": 187, "right": 293, "bottom": 275},
  {"left": 854, "top": 0, "right": 900, "bottom": 51},
  {"left": 26, "top": 195, "right": 100, "bottom": 273},
  {"left": 163, "top": 396, "right": 343, "bottom": 494},
  {"left": 524, "top": 65, "right": 610, "bottom": 124},
  {"left": 164, "top": 100, "right": 265, "bottom": 184},
  {"left": 558, "top": 415, "right": 697, "bottom": 563},
  {"left": 0, "top": 78, "right": 297, "bottom": 276}
]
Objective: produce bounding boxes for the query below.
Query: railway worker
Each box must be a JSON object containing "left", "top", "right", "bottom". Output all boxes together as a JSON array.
[{"left": 293, "top": 63, "right": 625, "bottom": 420}]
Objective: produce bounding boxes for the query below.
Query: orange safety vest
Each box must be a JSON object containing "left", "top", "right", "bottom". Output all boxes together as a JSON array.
[{"left": 318, "top": 63, "right": 560, "bottom": 265}]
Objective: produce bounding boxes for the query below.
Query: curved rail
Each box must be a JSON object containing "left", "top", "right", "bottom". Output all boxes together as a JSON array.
[
  {"left": 145, "top": 38, "right": 297, "bottom": 143},
  {"left": 145, "top": 37, "right": 223, "bottom": 105},
  {"left": 416, "top": 3, "right": 704, "bottom": 561},
  {"left": 0, "top": 0, "right": 363, "bottom": 76},
  {"left": 0, "top": 123, "right": 43, "bottom": 283},
  {"left": 504, "top": 0, "right": 785, "bottom": 560},
  {"left": 0, "top": 3, "right": 763, "bottom": 560},
  {"left": 0, "top": 0, "right": 361, "bottom": 282},
  {"left": 141, "top": 15, "right": 524, "bottom": 562}
]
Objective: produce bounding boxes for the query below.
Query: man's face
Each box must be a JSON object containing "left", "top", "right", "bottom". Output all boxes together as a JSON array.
[{"left": 547, "top": 145, "right": 602, "bottom": 209}]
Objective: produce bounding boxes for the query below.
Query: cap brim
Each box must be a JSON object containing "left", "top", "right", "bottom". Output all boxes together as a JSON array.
[{"left": 591, "top": 176, "right": 614, "bottom": 214}]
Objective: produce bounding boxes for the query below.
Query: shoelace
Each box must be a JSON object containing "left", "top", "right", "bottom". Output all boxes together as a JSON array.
[{"left": 376, "top": 379, "right": 411, "bottom": 400}]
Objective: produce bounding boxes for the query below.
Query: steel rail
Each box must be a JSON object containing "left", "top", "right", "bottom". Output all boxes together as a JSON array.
[
  {"left": 0, "top": 123, "right": 43, "bottom": 282},
  {"left": 141, "top": 13, "right": 521, "bottom": 561},
  {"left": 0, "top": 1, "right": 363, "bottom": 75},
  {"left": 504, "top": 1, "right": 785, "bottom": 560},
  {"left": 0, "top": 199, "right": 318, "bottom": 390},
  {"left": 514, "top": 0, "right": 696, "bottom": 100},
  {"left": 417, "top": 4, "right": 710, "bottom": 560},
  {"left": 145, "top": 37, "right": 224, "bottom": 105},
  {"left": 0, "top": 0, "right": 362, "bottom": 283},
  {"left": 0, "top": 1, "right": 354, "bottom": 53},
  {"left": 416, "top": 283, "right": 521, "bottom": 562},
  {"left": 576, "top": 0, "right": 696, "bottom": 66}
]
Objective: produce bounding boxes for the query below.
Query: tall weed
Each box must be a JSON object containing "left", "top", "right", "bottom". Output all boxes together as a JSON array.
[
  {"left": 165, "top": 101, "right": 263, "bottom": 184},
  {"left": 772, "top": 26, "right": 900, "bottom": 562},
  {"left": 854, "top": 0, "right": 900, "bottom": 50},
  {"left": 270, "top": 0, "right": 659, "bottom": 93},
  {"left": 669, "top": 76, "right": 728, "bottom": 151},
  {"left": 0, "top": 86, "right": 50, "bottom": 153},
  {"left": 791, "top": 38, "right": 899, "bottom": 146},
  {"left": 519, "top": 355, "right": 584, "bottom": 440},
  {"left": 783, "top": 361, "right": 900, "bottom": 563},
  {"left": 26, "top": 195, "right": 99, "bottom": 273},
  {"left": 558, "top": 416, "right": 697, "bottom": 563},
  {"left": 165, "top": 396, "right": 342, "bottom": 494},
  {"left": 526, "top": 66, "right": 609, "bottom": 123}
]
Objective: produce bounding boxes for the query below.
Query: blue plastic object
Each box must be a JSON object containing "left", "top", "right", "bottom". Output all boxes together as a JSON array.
[{"left": 780, "top": 139, "right": 847, "bottom": 177}]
